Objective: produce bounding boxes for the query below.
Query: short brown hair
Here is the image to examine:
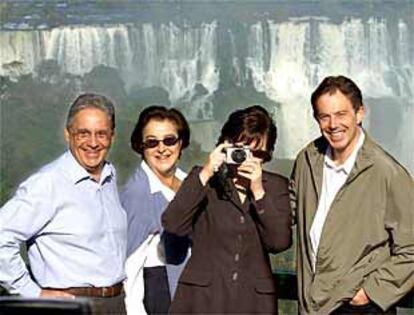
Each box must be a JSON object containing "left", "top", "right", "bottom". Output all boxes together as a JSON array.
[
  {"left": 311, "top": 75, "right": 363, "bottom": 116},
  {"left": 130, "top": 105, "right": 190, "bottom": 156},
  {"left": 217, "top": 105, "right": 277, "bottom": 162}
]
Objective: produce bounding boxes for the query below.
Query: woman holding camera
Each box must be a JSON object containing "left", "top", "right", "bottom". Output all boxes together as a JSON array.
[
  {"left": 121, "top": 106, "right": 191, "bottom": 315},
  {"left": 162, "top": 105, "right": 292, "bottom": 314}
]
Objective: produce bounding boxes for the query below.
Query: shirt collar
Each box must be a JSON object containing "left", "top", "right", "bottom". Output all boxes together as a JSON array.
[
  {"left": 324, "top": 127, "right": 365, "bottom": 175},
  {"left": 63, "top": 150, "right": 114, "bottom": 185},
  {"left": 141, "top": 160, "right": 186, "bottom": 195}
]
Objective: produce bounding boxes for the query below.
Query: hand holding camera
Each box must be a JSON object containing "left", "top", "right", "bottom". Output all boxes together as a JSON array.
[
  {"left": 225, "top": 145, "right": 251, "bottom": 164},
  {"left": 226, "top": 145, "right": 264, "bottom": 199},
  {"left": 199, "top": 142, "right": 232, "bottom": 186},
  {"left": 200, "top": 142, "right": 265, "bottom": 199}
]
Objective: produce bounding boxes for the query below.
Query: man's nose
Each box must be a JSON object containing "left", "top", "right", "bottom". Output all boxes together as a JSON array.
[
  {"left": 86, "top": 134, "right": 99, "bottom": 147},
  {"left": 329, "top": 116, "right": 338, "bottom": 129}
]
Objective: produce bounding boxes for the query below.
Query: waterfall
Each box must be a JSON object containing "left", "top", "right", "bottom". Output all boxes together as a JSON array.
[
  {"left": 0, "top": 22, "right": 219, "bottom": 109},
  {"left": 0, "top": 17, "right": 412, "bottom": 171},
  {"left": 243, "top": 17, "right": 413, "bottom": 163}
]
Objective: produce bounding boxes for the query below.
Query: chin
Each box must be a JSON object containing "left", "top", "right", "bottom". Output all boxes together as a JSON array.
[{"left": 156, "top": 164, "right": 176, "bottom": 175}]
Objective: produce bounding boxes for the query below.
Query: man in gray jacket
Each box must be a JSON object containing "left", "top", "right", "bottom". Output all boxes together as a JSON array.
[{"left": 290, "top": 75, "right": 414, "bottom": 314}]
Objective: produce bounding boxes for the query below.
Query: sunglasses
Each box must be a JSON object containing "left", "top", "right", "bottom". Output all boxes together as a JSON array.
[
  {"left": 251, "top": 149, "right": 271, "bottom": 161},
  {"left": 142, "top": 136, "right": 180, "bottom": 149}
]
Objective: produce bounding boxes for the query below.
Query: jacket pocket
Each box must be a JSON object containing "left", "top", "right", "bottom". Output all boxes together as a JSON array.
[
  {"left": 179, "top": 269, "right": 212, "bottom": 287},
  {"left": 255, "top": 278, "right": 277, "bottom": 294}
]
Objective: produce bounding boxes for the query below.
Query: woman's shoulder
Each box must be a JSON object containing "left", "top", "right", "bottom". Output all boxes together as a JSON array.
[
  {"left": 263, "top": 170, "right": 288, "bottom": 186},
  {"left": 121, "top": 165, "right": 151, "bottom": 196}
]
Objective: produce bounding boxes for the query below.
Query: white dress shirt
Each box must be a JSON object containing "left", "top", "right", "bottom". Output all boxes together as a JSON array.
[
  {"left": 0, "top": 151, "right": 127, "bottom": 296},
  {"left": 124, "top": 161, "right": 186, "bottom": 315},
  {"left": 310, "top": 129, "right": 365, "bottom": 271}
]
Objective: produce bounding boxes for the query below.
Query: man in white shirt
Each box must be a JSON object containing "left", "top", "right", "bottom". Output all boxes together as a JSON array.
[
  {"left": 0, "top": 93, "right": 127, "bottom": 314},
  {"left": 290, "top": 76, "right": 414, "bottom": 314}
]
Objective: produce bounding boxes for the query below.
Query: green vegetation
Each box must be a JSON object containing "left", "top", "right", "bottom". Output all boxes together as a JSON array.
[
  {"left": 0, "top": 65, "right": 297, "bottom": 307},
  {"left": 0, "top": 61, "right": 295, "bottom": 202}
]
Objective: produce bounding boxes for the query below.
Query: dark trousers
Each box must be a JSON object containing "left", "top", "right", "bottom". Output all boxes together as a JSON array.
[
  {"left": 143, "top": 266, "right": 171, "bottom": 315},
  {"left": 332, "top": 302, "right": 397, "bottom": 315},
  {"left": 90, "top": 290, "right": 127, "bottom": 315}
]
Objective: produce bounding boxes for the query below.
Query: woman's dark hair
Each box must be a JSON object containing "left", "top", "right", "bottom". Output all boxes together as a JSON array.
[
  {"left": 130, "top": 105, "right": 190, "bottom": 156},
  {"left": 217, "top": 105, "right": 277, "bottom": 162}
]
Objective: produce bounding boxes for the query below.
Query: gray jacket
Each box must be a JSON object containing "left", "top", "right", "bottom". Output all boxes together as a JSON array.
[{"left": 290, "top": 134, "right": 414, "bottom": 314}]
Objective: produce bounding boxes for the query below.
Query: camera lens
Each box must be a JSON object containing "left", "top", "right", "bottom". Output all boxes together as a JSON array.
[{"left": 231, "top": 149, "right": 247, "bottom": 164}]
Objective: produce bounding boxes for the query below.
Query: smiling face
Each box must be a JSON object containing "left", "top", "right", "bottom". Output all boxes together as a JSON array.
[
  {"left": 142, "top": 118, "right": 182, "bottom": 179},
  {"left": 64, "top": 107, "right": 113, "bottom": 180},
  {"left": 314, "top": 90, "right": 365, "bottom": 162}
]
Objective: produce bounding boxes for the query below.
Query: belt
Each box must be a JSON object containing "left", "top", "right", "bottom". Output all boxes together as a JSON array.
[{"left": 46, "top": 283, "right": 123, "bottom": 298}]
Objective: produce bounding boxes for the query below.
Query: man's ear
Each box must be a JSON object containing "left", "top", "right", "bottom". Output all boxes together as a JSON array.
[
  {"left": 356, "top": 105, "right": 365, "bottom": 125},
  {"left": 64, "top": 127, "right": 70, "bottom": 143}
]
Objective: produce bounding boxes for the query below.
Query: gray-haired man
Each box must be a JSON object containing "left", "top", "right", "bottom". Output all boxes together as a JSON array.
[{"left": 0, "top": 94, "right": 127, "bottom": 314}]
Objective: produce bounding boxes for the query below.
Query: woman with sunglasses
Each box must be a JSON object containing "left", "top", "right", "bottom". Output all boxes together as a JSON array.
[
  {"left": 162, "top": 105, "right": 292, "bottom": 314},
  {"left": 121, "top": 105, "right": 191, "bottom": 315}
]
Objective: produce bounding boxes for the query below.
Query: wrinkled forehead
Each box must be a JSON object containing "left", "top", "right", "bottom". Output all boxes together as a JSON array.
[{"left": 70, "top": 106, "right": 113, "bottom": 128}]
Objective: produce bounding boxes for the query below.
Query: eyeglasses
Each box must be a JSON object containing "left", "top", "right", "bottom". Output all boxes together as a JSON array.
[
  {"left": 69, "top": 128, "right": 113, "bottom": 142},
  {"left": 142, "top": 136, "right": 180, "bottom": 149},
  {"left": 251, "top": 149, "right": 271, "bottom": 161}
]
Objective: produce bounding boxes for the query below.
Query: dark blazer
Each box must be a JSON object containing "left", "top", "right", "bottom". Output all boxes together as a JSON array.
[{"left": 162, "top": 166, "right": 292, "bottom": 314}]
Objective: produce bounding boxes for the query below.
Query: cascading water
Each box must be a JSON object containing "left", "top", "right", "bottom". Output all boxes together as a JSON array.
[
  {"left": 0, "top": 16, "right": 412, "bottom": 172},
  {"left": 1, "top": 22, "right": 219, "bottom": 106}
]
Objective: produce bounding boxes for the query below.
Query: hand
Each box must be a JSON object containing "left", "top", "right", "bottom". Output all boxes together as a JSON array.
[
  {"left": 350, "top": 288, "right": 370, "bottom": 306},
  {"left": 40, "top": 289, "right": 75, "bottom": 298},
  {"left": 199, "top": 142, "right": 230, "bottom": 185},
  {"left": 237, "top": 157, "right": 265, "bottom": 200}
]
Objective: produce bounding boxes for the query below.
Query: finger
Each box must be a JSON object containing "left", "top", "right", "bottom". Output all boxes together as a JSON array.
[
  {"left": 237, "top": 165, "right": 253, "bottom": 174},
  {"left": 237, "top": 169, "right": 253, "bottom": 179},
  {"left": 215, "top": 142, "right": 233, "bottom": 153},
  {"left": 249, "top": 156, "right": 263, "bottom": 164},
  {"left": 239, "top": 161, "right": 259, "bottom": 171},
  {"left": 242, "top": 159, "right": 262, "bottom": 169},
  {"left": 212, "top": 153, "right": 226, "bottom": 167}
]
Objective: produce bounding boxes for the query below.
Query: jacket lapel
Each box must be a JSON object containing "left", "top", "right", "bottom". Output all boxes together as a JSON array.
[
  {"left": 305, "top": 137, "right": 327, "bottom": 228},
  {"left": 345, "top": 135, "right": 375, "bottom": 184}
]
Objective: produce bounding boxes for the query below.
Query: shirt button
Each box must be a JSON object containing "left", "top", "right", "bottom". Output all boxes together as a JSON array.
[
  {"left": 240, "top": 216, "right": 245, "bottom": 224},
  {"left": 238, "top": 234, "right": 242, "bottom": 242},
  {"left": 234, "top": 253, "right": 240, "bottom": 262},
  {"left": 232, "top": 272, "right": 238, "bottom": 281}
]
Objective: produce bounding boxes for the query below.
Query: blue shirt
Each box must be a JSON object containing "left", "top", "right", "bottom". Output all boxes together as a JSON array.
[
  {"left": 121, "top": 162, "right": 189, "bottom": 298},
  {"left": 0, "top": 151, "right": 127, "bottom": 297}
]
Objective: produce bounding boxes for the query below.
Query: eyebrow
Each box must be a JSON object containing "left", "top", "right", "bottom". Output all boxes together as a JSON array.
[{"left": 144, "top": 134, "right": 177, "bottom": 139}]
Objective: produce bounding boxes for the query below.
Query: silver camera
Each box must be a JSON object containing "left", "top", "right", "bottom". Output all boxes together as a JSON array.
[{"left": 225, "top": 145, "right": 251, "bottom": 164}]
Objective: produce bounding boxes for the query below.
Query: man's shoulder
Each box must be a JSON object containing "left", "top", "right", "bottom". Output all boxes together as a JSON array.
[
  {"left": 295, "top": 136, "right": 326, "bottom": 162},
  {"left": 363, "top": 137, "right": 412, "bottom": 178},
  {"left": 36, "top": 153, "right": 67, "bottom": 174},
  {"left": 12, "top": 154, "right": 67, "bottom": 198}
]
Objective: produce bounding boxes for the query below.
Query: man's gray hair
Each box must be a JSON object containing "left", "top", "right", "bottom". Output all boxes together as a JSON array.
[{"left": 66, "top": 93, "right": 116, "bottom": 130}]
